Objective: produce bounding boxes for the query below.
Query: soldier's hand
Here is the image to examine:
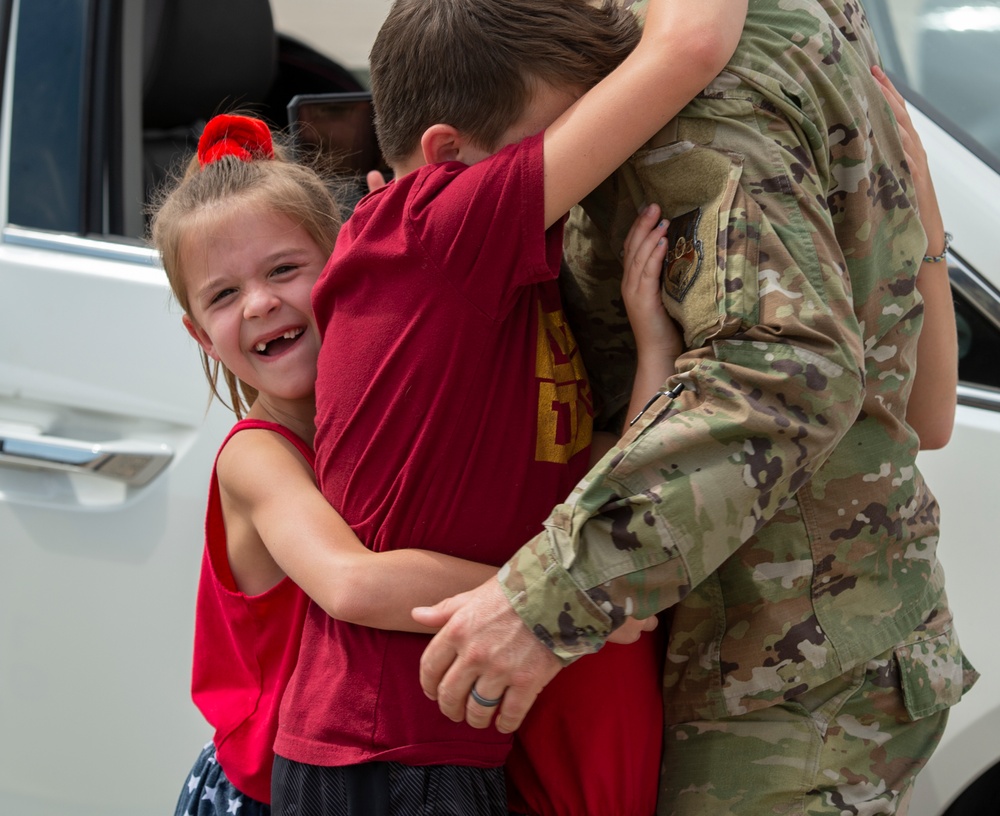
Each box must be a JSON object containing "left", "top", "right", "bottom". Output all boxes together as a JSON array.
[{"left": 413, "top": 578, "right": 562, "bottom": 733}]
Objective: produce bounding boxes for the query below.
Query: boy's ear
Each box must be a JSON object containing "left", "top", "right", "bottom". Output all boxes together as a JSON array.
[
  {"left": 420, "top": 124, "right": 463, "bottom": 165},
  {"left": 183, "top": 314, "right": 220, "bottom": 362}
]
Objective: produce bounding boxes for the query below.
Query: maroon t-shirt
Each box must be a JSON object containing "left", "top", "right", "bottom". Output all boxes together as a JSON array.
[{"left": 276, "top": 133, "right": 594, "bottom": 768}]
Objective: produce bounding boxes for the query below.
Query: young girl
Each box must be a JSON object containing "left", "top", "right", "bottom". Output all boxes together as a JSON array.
[
  {"left": 154, "top": 115, "right": 505, "bottom": 816},
  {"left": 153, "top": 113, "right": 678, "bottom": 816}
]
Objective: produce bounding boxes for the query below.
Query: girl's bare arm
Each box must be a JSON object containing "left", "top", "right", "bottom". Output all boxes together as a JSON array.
[{"left": 219, "top": 430, "right": 496, "bottom": 632}]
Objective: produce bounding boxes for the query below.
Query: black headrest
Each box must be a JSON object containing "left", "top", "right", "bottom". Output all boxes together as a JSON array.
[{"left": 143, "top": 0, "right": 277, "bottom": 130}]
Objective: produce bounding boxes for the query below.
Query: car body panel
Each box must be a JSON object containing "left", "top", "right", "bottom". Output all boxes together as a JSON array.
[
  {"left": 914, "top": 406, "right": 1000, "bottom": 814},
  {"left": 0, "top": 205, "right": 230, "bottom": 816}
]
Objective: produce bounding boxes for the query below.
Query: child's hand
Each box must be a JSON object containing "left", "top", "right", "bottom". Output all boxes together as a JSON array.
[
  {"left": 607, "top": 614, "right": 658, "bottom": 644},
  {"left": 366, "top": 169, "right": 389, "bottom": 193},
  {"left": 622, "top": 203, "right": 683, "bottom": 360},
  {"left": 871, "top": 66, "right": 946, "bottom": 253}
]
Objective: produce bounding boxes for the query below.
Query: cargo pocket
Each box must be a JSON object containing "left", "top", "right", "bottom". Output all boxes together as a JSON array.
[
  {"left": 895, "top": 625, "right": 979, "bottom": 721},
  {"left": 625, "top": 141, "right": 761, "bottom": 350}
]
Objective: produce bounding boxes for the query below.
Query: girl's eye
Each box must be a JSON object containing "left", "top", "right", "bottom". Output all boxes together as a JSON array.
[
  {"left": 272, "top": 264, "right": 297, "bottom": 277},
  {"left": 209, "top": 287, "right": 236, "bottom": 305}
]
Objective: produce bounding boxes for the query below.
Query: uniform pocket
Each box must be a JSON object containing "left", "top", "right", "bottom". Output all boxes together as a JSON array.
[
  {"left": 628, "top": 141, "right": 761, "bottom": 350},
  {"left": 895, "top": 624, "right": 978, "bottom": 721}
]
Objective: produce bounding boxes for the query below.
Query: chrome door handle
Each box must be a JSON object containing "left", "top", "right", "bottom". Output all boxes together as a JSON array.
[{"left": 0, "top": 432, "right": 173, "bottom": 486}]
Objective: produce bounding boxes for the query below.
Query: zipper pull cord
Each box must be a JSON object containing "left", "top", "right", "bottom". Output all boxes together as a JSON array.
[{"left": 629, "top": 382, "right": 686, "bottom": 427}]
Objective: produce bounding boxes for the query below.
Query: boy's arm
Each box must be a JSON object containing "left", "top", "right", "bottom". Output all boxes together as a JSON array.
[
  {"left": 220, "top": 431, "right": 496, "bottom": 632},
  {"left": 873, "top": 66, "right": 957, "bottom": 449},
  {"left": 542, "top": 0, "right": 746, "bottom": 228}
]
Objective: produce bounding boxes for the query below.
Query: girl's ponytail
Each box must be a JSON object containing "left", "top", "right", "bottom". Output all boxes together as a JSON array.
[{"left": 197, "top": 114, "right": 276, "bottom": 166}]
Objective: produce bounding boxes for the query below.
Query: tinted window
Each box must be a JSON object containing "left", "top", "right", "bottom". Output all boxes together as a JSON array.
[
  {"left": 867, "top": 0, "right": 1000, "bottom": 168},
  {"left": 8, "top": 0, "right": 88, "bottom": 232},
  {"left": 0, "top": 1, "right": 11, "bottom": 103},
  {"left": 951, "top": 260, "right": 1000, "bottom": 392}
]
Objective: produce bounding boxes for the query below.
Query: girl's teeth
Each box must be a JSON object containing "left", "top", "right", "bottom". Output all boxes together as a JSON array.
[{"left": 255, "top": 329, "right": 301, "bottom": 353}]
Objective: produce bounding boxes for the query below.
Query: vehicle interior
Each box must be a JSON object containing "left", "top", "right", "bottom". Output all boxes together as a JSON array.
[
  {"left": 7, "top": 0, "right": 365, "bottom": 241},
  {"left": 143, "top": 0, "right": 368, "bottom": 207}
]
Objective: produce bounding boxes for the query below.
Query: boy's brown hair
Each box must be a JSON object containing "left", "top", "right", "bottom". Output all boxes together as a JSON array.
[{"left": 369, "top": 0, "right": 641, "bottom": 165}]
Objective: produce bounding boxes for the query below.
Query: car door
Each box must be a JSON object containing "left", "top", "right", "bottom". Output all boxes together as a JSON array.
[
  {"left": 1, "top": 0, "right": 387, "bottom": 811},
  {"left": 0, "top": 1, "right": 229, "bottom": 813}
]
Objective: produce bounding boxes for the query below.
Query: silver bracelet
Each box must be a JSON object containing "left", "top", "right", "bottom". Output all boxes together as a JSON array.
[{"left": 923, "top": 231, "right": 951, "bottom": 264}]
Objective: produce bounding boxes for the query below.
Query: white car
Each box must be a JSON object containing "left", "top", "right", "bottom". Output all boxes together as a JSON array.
[{"left": 0, "top": 1, "right": 996, "bottom": 814}]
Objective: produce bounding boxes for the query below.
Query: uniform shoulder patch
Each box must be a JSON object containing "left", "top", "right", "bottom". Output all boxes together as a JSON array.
[{"left": 662, "top": 207, "right": 703, "bottom": 303}]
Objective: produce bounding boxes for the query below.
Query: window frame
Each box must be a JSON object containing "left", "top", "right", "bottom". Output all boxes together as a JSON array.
[
  {"left": 0, "top": 0, "right": 11, "bottom": 105},
  {"left": 949, "top": 250, "right": 1000, "bottom": 410},
  {"left": 3, "top": 0, "right": 140, "bottom": 239}
]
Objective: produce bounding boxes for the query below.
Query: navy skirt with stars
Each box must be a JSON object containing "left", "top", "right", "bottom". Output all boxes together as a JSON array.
[{"left": 174, "top": 741, "right": 271, "bottom": 816}]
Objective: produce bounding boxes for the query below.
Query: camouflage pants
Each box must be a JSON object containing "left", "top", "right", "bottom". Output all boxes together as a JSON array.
[{"left": 657, "top": 647, "right": 948, "bottom": 815}]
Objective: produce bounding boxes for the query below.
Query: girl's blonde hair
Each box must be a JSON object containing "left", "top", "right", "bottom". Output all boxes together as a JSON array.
[{"left": 149, "top": 117, "right": 343, "bottom": 418}]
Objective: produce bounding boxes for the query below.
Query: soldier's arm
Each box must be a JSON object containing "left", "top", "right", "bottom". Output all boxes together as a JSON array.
[
  {"left": 501, "top": 346, "right": 864, "bottom": 660},
  {"left": 502, "top": 138, "right": 869, "bottom": 662}
]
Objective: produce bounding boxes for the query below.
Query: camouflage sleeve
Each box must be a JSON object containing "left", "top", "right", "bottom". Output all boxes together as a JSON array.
[
  {"left": 503, "top": 347, "right": 865, "bottom": 663},
  {"left": 502, "top": 86, "right": 873, "bottom": 663}
]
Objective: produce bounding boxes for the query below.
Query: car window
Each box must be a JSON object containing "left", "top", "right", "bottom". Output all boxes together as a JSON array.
[
  {"left": 3, "top": 0, "right": 375, "bottom": 243},
  {"left": 7, "top": 0, "right": 88, "bottom": 233},
  {"left": 951, "top": 259, "right": 1000, "bottom": 394},
  {"left": 269, "top": 0, "right": 386, "bottom": 87},
  {"left": 867, "top": 0, "right": 1000, "bottom": 169}
]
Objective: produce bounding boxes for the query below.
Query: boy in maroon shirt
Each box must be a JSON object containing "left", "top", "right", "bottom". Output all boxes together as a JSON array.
[{"left": 273, "top": 0, "right": 745, "bottom": 813}]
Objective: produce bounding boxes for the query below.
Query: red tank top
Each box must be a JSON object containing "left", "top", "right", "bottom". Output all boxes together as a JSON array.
[{"left": 190, "top": 419, "right": 312, "bottom": 804}]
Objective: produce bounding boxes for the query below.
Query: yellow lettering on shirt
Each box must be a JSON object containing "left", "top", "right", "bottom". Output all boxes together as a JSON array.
[{"left": 535, "top": 304, "right": 593, "bottom": 464}]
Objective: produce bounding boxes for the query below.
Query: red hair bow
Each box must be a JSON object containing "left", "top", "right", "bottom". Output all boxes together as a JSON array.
[{"left": 197, "top": 114, "right": 275, "bottom": 167}]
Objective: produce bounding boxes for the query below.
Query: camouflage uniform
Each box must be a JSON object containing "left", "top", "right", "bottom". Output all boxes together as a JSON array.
[{"left": 498, "top": 0, "right": 977, "bottom": 811}]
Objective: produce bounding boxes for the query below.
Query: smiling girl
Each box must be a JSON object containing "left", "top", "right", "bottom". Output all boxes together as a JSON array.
[{"left": 152, "top": 114, "right": 499, "bottom": 816}]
